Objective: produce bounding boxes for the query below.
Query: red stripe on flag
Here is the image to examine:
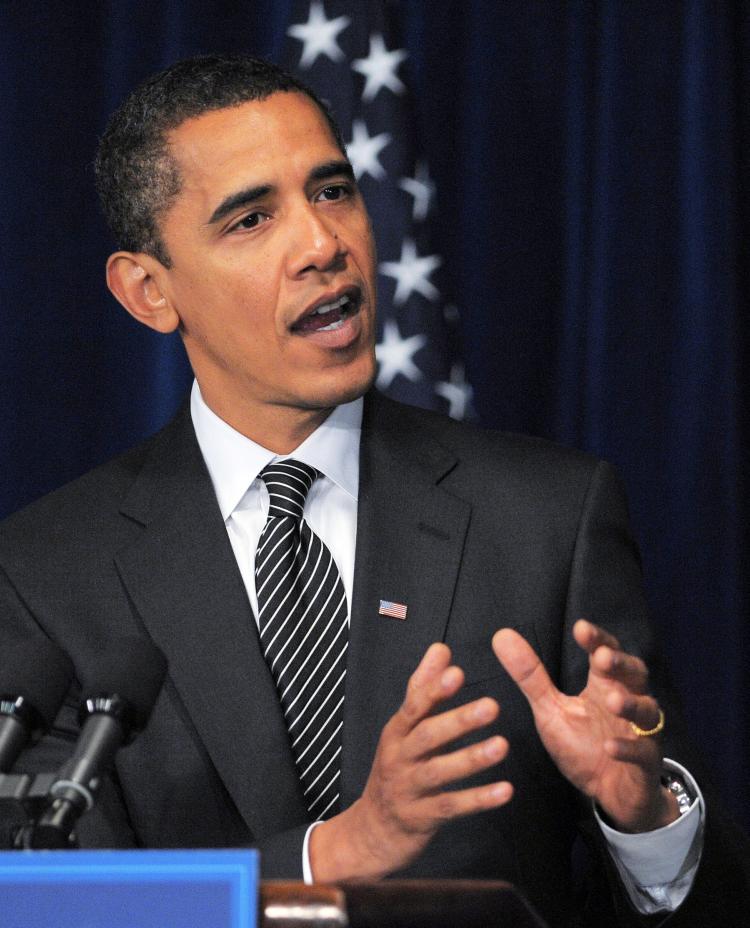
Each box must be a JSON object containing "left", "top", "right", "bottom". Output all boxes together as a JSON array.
[{"left": 379, "top": 600, "right": 407, "bottom": 620}]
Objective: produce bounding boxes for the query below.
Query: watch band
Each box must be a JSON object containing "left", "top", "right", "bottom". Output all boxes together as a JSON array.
[{"left": 661, "top": 771, "right": 695, "bottom": 816}]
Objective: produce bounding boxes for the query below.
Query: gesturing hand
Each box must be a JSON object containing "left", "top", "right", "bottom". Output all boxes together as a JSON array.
[
  {"left": 492, "top": 619, "right": 678, "bottom": 833},
  {"left": 309, "top": 642, "right": 512, "bottom": 881}
]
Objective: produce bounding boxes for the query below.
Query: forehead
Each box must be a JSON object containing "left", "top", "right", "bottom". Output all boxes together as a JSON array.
[{"left": 166, "top": 92, "right": 341, "bottom": 201}]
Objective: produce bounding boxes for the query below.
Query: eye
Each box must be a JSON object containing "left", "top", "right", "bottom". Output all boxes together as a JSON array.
[
  {"left": 315, "top": 183, "right": 351, "bottom": 202},
  {"left": 230, "top": 211, "right": 270, "bottom": 232}
]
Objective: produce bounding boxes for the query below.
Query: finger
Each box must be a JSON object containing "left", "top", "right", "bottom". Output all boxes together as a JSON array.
[
  {"left": 415, "top": 735, "right": 509, "bottom": 792},
  {"left": 573, "top": 619, "right": 621, "bottom": 654},
  {"left": 409, "top": 642, "right": 453, "bottom": 688},
  {"left": 391, "top": 643, "right": 462, "bottom": 736},
  {"left": 492, "top": 628, "right": 558, "bottom": 713},
  {"left": 606, "top": 690, "right": 662, "bottom": 732},
  {"left": 405, "top": 696, "right": 500, "bottom": 760},
  {"left": 419, "top": 779, "right": 514, "bottom": 823},
  {"left": 590, "top": 646, "right": 649, "bottom": 692},
  {"left": 604, "top": 737, "right": 662, "bottom": 766}
]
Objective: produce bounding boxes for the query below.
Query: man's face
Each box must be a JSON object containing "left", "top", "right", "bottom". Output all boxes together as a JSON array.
[{"left": 155, "top": 92, "right": 377, "bottom": 431}]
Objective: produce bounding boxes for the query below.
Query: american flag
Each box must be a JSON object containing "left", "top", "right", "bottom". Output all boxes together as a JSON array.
[
  {"left": 282, "top": 0, "right": 474, "bottom": 419},
  {"left": 378, "top": 599, "right": 408, "bottom": 620}
]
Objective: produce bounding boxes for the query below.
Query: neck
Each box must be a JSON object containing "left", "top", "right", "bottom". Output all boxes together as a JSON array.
[{"left": 197, "top": 384, "right": 333, "bottom": 453}]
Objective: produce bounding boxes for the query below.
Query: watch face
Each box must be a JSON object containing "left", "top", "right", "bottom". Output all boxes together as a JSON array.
[{"left": 662, "top": 774, "right": 694, "bottom": 814}]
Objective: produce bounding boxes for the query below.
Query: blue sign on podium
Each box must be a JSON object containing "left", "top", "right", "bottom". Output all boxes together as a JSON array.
[{"left": 0, "top": 848, "right": 259, "bottom": 928}]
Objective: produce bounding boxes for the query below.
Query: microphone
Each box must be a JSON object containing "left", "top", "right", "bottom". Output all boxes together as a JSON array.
[
  {"left": 0, "top": 636, "right": 74, "bottom": 772},
  {"left": 29, "top": 637, "right": 167, "bottom": 849}
]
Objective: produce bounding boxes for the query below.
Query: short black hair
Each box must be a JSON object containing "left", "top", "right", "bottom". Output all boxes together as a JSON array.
[{"left": 94, "top": 55, "right": 346, "bottom": 267}]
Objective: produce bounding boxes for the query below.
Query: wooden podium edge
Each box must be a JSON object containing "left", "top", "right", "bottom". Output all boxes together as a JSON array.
[{"left": 260, "top": 879, "right": 548, "bottom": 927}]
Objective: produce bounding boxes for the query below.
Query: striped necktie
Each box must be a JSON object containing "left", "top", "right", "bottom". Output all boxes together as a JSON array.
[{"left": 255, "top": 459, "right": 348, "bottom": 820}]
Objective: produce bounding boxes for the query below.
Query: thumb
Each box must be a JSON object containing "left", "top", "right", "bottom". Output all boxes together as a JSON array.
[{"left": 492, "top": 628, "right": 558, "bottom": 713}]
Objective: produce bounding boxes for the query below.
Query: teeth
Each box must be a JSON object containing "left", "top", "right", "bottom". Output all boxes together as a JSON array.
[
  {"left": 312, "top": 294, "right": 350, "bottom": 315},
  {"left": 318, "top": 317, "right": 346, "bottom": 332}
]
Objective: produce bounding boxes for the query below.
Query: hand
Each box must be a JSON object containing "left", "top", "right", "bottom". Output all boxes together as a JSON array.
[
  {"left": 492, "top": 619, "right": 678, "bottom": 833},
  {"left": 309, "top": 642, "right": 512, "bottom": 880}
]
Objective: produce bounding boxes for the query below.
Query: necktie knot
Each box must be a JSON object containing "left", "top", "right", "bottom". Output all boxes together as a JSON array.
[{"left": 260, "top": 459, "right": 317, "bottom": 520}]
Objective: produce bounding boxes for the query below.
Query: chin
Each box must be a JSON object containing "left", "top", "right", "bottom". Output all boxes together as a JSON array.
[{"left": 300, "top": 360, "right": 376, "bottom": 410}]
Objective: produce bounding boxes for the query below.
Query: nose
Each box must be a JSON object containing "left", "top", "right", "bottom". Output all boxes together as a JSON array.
[{"left": 286, "top": 203, "right": 345, "bottom": 277}]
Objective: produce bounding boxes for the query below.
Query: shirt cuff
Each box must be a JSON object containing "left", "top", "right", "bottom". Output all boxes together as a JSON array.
[
  {"left": 595, "top": 758, "right": 704, "bottom": 913},
  {"left": 302, "top": 820, "right": 326, "bottom": 884}
]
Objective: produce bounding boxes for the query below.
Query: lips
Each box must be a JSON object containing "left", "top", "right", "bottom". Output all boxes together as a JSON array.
[{"left": 292, "top": 287, "right": 361, "bottom": 334}]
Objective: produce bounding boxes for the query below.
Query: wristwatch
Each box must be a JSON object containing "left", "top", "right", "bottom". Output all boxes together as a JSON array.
[{"left": 661, "top": 771, "right": 695, "bottom": 817}]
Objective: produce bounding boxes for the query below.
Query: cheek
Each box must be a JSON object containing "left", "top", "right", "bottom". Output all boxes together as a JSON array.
[
  {"left": 185, "top": 267, "right": 268, "bottom": 326},
  {"left": 357, "top": 224, "right": 378, "bottom": 279},
  {"left": 224, "top": 252, "right": 283, "bottom": 307}
]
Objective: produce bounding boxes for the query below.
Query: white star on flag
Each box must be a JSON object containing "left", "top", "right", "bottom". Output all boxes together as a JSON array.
[
  {"left": 375, "top": 319, "right": 426, "bottom": 389},
  {"left": 282, "top": 5, "right": 459, "bottom": 413},
  {"left": 287, "top": 1, "right": 350, "bottom": 68},
  {"left": 351, "top": 33, "right": 408, "bottom": 102},
  {"left": 399, "top": 161, "right": 436, "bottom": 222},
  {"left": 346, "top": 119, "right": 391, "bottom": 181},
  {"left": 379, "top": 238, "right": 442, "bottom": 305},
  {"left": 436, "top": 363, "right": 474, "bottom": 420}
]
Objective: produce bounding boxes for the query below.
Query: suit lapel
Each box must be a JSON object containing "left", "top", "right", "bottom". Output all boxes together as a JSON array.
[
  {"left": 113, "top": 408, "right": 308, "bottom": 839},
  {"left": 111, "top": 397, "right": 472, "bottom": 825},
  {"left": 341, "top": 395, "right": 471, "bottom": 805}
]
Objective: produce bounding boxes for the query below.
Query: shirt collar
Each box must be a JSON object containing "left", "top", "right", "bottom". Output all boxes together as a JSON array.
[{"left": 190, "top": 380, "right": 362, "bottom": 520}]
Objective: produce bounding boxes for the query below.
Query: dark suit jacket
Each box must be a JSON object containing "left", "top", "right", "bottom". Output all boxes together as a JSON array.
[{"left": 1, "top": 392, "right": 747, "bottom": 926}]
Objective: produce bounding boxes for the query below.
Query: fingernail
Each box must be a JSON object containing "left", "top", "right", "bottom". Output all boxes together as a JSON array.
[
  {"left": 484, "top": 737, "right": 504, "bottom": 759},
  {"left": 441, "top": 669, "right": 457, "bottom": 690},
  {"left": 489, "top": 782, "right": 511, "bottom": 800},
  {"left": 473, "top": 699, "right": 493, "bottom": 721}
]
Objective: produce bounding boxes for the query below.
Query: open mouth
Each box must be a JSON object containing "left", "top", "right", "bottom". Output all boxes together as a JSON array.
[{"left": 292, "top": 288, "right": 361, "bottom": 334}]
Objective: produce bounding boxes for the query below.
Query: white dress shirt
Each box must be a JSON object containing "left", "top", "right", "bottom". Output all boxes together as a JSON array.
[{"left": 191, "top": 380, "right": 702, "bottom": 910}]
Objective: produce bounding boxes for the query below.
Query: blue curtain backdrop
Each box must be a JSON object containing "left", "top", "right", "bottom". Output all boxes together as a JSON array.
[{"left": 1, "top": 2, "right": 747, "bottom": 831}]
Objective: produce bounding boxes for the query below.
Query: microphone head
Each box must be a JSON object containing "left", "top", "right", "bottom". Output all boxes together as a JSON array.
[
  {"left": 0, "top": 635, "right": 74, "bottom": 734},
  {"left": 78, "top": 637, "right": 167, "bottom": 739}
]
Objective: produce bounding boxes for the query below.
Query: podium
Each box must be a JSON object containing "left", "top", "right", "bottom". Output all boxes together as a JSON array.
[
  {"left": 0, "top": 850, "right": 259, "bottom": 928},
  {"left": 262, "top": 880, "right": 548, "bottom": 927},
  {"left": 0, "top": 849, "right": 547, "bottom": 927}
]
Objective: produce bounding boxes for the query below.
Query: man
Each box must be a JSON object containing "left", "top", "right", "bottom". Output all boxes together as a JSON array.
[{"left": 0, "top": 56, "right": 746, "bottom": 925}]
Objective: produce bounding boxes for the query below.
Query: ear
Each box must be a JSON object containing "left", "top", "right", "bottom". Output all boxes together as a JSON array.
[{"left": 106, "top": 252, "right": 180, "bottom": 334}]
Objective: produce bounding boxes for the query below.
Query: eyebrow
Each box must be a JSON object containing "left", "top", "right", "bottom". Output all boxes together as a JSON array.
[
  {"left": 207, "top": 184, "right": 272, "bottom": 226},
  {"left": 309, "top": 159, "right": 355, "bottom": 183},
  {"left": 206, "top": 159, "right": 355, "bottom": 227}
]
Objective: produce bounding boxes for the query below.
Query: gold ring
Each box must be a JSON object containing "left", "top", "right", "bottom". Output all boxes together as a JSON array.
[{"left": 629, "top": 707, "right": 665, "bottom": 738}]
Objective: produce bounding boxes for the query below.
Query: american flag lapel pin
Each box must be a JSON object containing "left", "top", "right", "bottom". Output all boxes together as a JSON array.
[{"left": 379, "top": 600, "right": 408, "bottom": 621}]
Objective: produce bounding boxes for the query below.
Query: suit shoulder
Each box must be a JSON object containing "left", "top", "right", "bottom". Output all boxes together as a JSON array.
[
  {"left": 369, "top": 392, "right": 602, "bottom": 487},
  {"left": 0, "top": 411, "right": 184, "bottom": 557}
]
